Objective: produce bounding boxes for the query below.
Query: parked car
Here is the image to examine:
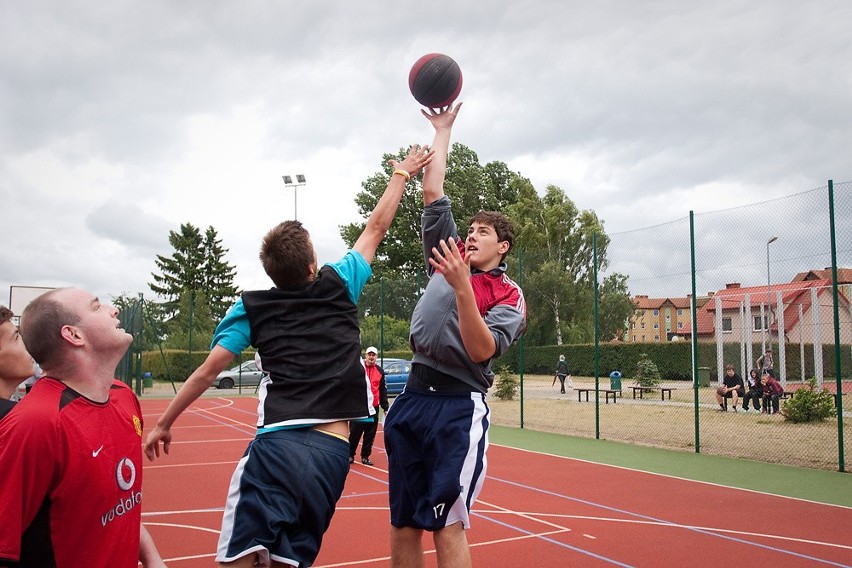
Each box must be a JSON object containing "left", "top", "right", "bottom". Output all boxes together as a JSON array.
[
  {"left": 212, "top": 360, "right": 265, "bottom": 389},
  {"left": 380, "top": 358, "right": 411, "bottom": 396}
]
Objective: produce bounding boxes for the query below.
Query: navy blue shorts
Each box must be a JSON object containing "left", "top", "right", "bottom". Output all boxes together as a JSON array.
[
  {"left": 384, "top": 388, "right": 489, "bottom": 531},
  {"left": 216, "top": 427, "right": 350, "bottom": 566}
]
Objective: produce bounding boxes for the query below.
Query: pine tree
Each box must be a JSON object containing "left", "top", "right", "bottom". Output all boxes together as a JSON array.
[
  {"left": 202, "top": 226, "right": 239, "bottom": 321},
  {"left": 149, "top": 223, "right": 239, "bottom": 324}
]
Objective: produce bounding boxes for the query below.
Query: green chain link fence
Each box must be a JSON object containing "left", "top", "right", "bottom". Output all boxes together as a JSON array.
[
  {"left": 120, "top": 180, "right": 849, "bottom": 472},
  {"left": 358, "top": 180, "right": 850, "bottom": 472}
]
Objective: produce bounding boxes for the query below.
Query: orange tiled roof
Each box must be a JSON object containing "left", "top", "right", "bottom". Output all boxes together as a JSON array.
[
  {"left": 681, "top": 279, "right": 849, "bottom": 336},
  {"left": 632, "top": 296, "right": 693, "bottom": 310},
  {"left": 792, "top": 268, "right": 852, "bottom": 284}
]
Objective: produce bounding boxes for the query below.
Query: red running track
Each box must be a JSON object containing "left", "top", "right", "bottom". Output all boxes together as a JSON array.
[{"left": 140, "top": 396, "right": 852, "bottom": 567}]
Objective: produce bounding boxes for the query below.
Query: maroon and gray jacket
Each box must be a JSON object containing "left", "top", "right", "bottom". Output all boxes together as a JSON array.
[{"left": 409, "top": 197, "right": 526, "bottom": 393}]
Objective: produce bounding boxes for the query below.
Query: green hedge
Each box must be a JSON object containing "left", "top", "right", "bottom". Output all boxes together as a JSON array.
[
  {"left": 498, "top": 342, "right": 851, "bottom": 382},
  {"left": 140, "top": 349, "right": 256, "bottom": 382},
  {"left": 138, "top": 343, "right": 850, "bottom": 384}
]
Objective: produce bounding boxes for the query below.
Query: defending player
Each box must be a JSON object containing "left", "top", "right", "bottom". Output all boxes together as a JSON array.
[{"left": 143, "top": 144, "right": 432, "bottom": 568}]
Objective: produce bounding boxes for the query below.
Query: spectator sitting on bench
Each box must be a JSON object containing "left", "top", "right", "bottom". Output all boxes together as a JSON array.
[
  {"left": 743, "top": 369, "right": 763, "bottom": 412},
  {"left": 716, "top": 364, "right": 744, "bottom": 412},
  {"left": 761, "top": 370, "right": 784, "bottom": 414}
]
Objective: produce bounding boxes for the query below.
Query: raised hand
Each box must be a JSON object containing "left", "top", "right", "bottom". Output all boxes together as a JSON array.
[
  {"left": 389, "top": 144, "right": 434, "bottom": 178},
  {"left": 421, "top": 102, "right": 463, "bottom": 131},
  {"left": 428, "top": 237, "right": 471, "bottom": 290}
]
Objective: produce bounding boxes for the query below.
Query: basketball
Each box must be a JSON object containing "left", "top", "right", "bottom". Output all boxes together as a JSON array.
[{"left": 408, "top": 53, "right": 463, "bottom": 108}]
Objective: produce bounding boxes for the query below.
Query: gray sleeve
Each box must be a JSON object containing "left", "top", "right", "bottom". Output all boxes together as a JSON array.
[
  {"left": 485, "top": 304, "right": 526, "bottom": 358},
  {"left": 421, "top": 196, "right": 458, "bottom": 275}
]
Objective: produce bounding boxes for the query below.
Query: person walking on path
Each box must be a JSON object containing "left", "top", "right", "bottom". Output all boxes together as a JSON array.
[{"left": 554, "top": 354, "right": 571, "bottom": 394}]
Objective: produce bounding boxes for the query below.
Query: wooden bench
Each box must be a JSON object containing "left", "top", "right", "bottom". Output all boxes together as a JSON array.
[
  {"left": 631, "top": 386, "right": 675, "bottom": 401},
  {"left": 576, "top": 387, "right": 620, "bottom": 404}
]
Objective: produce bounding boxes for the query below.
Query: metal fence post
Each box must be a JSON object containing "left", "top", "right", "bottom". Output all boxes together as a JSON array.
[
  {"left": 690, "top": 211, "right": 700, "bottom": 453},
  {"left": 827, "top": 180, "right": 845, "bottom": 472}
]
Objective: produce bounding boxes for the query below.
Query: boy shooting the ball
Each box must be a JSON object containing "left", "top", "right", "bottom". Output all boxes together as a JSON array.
[
  {"left": 143, "top": 144, "right": 432, "bottom": 568},
  {"left": 384, "top": 103, "right": 527, "bottom": 568}
]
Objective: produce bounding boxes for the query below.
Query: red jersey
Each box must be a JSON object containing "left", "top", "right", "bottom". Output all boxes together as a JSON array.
[
  {"left": 365, "top": 363, "right": 382, "bottom": 406},
  {"left": 0, "top": 378, "right": 144, "bottom": 567}
]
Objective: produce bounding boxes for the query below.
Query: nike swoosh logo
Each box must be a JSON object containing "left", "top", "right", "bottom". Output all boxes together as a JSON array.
[{"left": 92, "top": 445, "right": 104, "bottom": 457}]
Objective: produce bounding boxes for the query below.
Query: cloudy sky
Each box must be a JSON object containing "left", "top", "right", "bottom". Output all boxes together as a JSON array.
[{"left": 2, "top": 1, "right": 850, "bottom": 311}]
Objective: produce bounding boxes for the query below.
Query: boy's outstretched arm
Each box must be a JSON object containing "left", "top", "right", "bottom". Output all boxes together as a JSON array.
[
  {"left": 353, "top": 144, "right": 433, "bottom": 263},
  {"left": 143, "top": 345, "right": 235, "bottom": 460},
  {"left": 421, "top": 103, "right": 462, "bottom": 206}
]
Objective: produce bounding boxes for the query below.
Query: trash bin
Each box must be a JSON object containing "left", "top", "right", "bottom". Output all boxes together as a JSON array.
[
  {"left": 609, "top": 370, "right": 623, "bottom": 391},
  {"left": 697, "top": 367, "right": 710, "bottom": 387},
  {"left": 143, "top": 372, "right": 153, "bottom": 389}
]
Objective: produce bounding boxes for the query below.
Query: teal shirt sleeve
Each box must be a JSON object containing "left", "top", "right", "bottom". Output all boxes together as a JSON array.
[
  {"left": 211, "top": 298, "right": 251, "bottom": 355},
  {"left": 327, "top": 250, "right": 372, "bottom": 304}
]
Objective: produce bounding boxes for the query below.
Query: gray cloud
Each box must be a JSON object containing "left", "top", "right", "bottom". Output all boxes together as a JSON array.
[{"left": 2, "top": 0, "right": 849, "bottom": 308}]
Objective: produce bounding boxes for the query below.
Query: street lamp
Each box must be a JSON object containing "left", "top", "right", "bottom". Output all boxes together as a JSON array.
[
  {"left": 281, "top": 174, "right": 307, "bottom": 220},
  {"left": 766, "top": 236, "right": 778, "bottom": 350}
]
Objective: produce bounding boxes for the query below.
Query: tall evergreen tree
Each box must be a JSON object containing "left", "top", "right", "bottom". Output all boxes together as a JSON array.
[
  {"left": 149, "top": 223, "right": 239, "bottom": 323},
  {"left": 202, "top": 226, "right": 239, "bottom": 321}
]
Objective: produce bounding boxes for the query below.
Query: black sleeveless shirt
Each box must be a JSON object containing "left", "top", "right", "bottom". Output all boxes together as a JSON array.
[{"left": 242, "top": 265, "right": 370, "bottom": 428}]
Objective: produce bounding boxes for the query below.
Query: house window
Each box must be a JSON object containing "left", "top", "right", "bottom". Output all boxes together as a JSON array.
[
  {"left": 631, "top": 322, "right": 636, "bottom": 329},
  {"left": 677, "top": 309, "right": 683, "bottom": 316},
  {"left": 653, "top": 309, "right": 659, "bottom": 316},
  {"left": 722, "top": 318, "right": 732, "bottom": 333},
  {"left": 653, "top": 323, "right": 660, "bottom": 329},
  {"left": 678, "top": 322, "right": 683, "bottom": 329},
  {"left": 641, "top": 323, "right": 646, "bottom": 329},
  {"left": 654, "top": 335, "right": 660, "bottom": 342},
  {"left": 753, "top": 315, "right": 768, "bottom": 331}
]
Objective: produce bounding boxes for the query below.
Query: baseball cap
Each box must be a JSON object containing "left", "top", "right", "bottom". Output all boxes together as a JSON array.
[{"left": 366, "top": 346, "right": 378, "bottom": 354}]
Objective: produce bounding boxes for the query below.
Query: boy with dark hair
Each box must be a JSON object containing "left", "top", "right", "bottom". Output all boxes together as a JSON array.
[
  {"left": 743, "top": 368, "right": 763, "bottom": 412},
  {"left": 384, "top": 104, "right": 527, "bottom": 567},
  {"left": 716, "top": 364, "right": 745, "bottom": 412},
  {"left": 0, "top": 305, "right": 35, "bottom": 419},
  {"left": 144, "top": 144, "right": 432, "bottom": 568}
]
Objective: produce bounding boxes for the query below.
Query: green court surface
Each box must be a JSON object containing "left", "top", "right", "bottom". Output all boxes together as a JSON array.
[{"left": 490, "top": 425, "right": 852, "bottom": 508}]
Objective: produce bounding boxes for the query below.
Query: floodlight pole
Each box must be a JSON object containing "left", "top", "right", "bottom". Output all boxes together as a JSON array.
[
  {"left": 281, "top": 174, "right": 307, "bottom": 220},
  {"left": 766, "top": 236, "right": 778, "bottom": 352}
]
